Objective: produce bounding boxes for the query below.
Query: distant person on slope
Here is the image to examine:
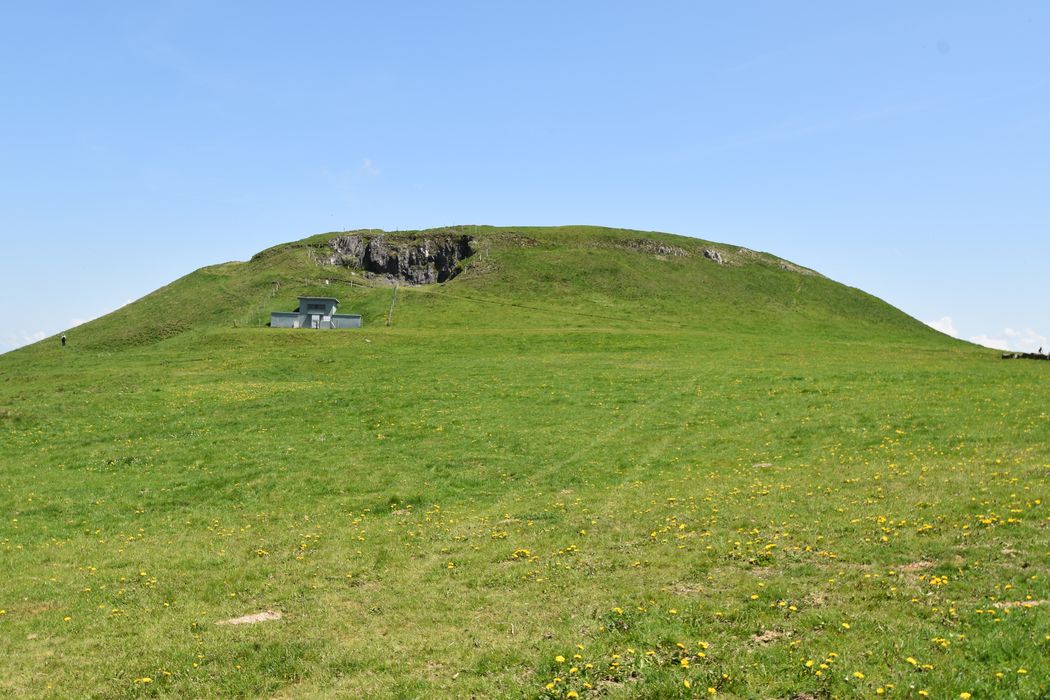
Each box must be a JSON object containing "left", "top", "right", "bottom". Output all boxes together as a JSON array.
[{"left": 61, "top": 334, "right": 67, "bottom": 347}]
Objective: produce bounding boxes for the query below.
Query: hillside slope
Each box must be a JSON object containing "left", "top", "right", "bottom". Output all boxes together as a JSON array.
[{"left": 13, "top": 225, "right": 948, "bottom": 354}]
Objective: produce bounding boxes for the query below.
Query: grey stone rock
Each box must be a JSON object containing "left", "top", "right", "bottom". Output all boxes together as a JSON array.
[{"left": 324, "top": 234, "right": 476, "bottom": 284}]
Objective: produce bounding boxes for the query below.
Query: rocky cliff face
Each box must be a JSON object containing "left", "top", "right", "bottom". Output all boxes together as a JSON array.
[{"left": 322, "top": 234, "right": 476, "bottom": 284}]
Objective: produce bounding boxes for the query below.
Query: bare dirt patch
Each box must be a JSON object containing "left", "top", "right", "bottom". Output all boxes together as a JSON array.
[
  {"left": 667, "top": 582, "right": 705, "bottom": 596},
  {"left": 992, "top": 600, "right": 1045, "bottom": 609},
  {"left": 216, "top": 610, "right": 283, "bottom": 626},
  {"left": 804, "top": 591, "right": 827, "bottom": 607},
  {"left": 752, "top": 629, "right": 792, "bottom": 645}
]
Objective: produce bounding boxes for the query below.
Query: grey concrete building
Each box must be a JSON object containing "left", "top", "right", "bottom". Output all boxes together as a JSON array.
[{"left": 271, "top": 296, "right": 362, "bottom": 329}]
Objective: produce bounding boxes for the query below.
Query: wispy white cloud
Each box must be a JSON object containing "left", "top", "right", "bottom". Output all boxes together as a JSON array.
[
  {"left": 1006, "top": 327, "right": 1046, "bottom": 352},
  {"left": 925, "top": 315, "right": 958, "bottom": 337},
  {"left": 360, "top": 158, "right": 380, "bottom": 177},
  {"left": 0, "top": 303, "right": 132, "bottom": 355},
  {"left": 968, "top": 334, "right": 1010, "bottom": 351},
  {"left": 926, "top": 314, "right": 1045, "bottom": 352},
  {"left": 68, "top": 305, "right": 118, "bottom": 327},
  {"left": 970, "top": 327, "right": 1047, "bottom": 353},
  {"left": 0, "top": 330, "right": 47, "bottom": 355}
]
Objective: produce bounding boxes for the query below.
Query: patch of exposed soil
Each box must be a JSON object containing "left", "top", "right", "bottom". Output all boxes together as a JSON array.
[
  {"left": 804, "top": 591, "right": 827, "bottom": 607},
  {"left": 216, "top": 610, "right": 283, "bottom": 626},
  {"left": 667, "top": 582, "right": 705, "bottom": 596},
  {"left": 752, "top": 629, "right": 792, "bottom": 645}
]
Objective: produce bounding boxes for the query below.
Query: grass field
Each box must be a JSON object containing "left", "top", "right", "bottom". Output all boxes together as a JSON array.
[{"left": 1, "top": 227, "right": 1047, "bottom": 698}]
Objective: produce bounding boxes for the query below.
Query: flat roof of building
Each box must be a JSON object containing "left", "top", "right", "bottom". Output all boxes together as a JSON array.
[{"left": 298, "top": 296, "right": 340, "bottom": 303}]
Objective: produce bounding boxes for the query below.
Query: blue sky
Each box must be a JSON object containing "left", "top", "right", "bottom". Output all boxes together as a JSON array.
[{"left": 2, "top": 1, "right": 1048, "bottom": 353}]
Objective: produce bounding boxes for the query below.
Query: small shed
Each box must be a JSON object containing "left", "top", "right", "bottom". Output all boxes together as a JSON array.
[{"left": 271, "top": 296, "right": 362, "bottom": 329}]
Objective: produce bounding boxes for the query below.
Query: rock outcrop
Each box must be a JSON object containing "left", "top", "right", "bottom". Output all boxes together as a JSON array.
[
  {"left": 703, "top": 248, "right": 725, "bottom": 265},
  {"left": 611, "top": 239, "right": 688, "bottom": 257},
  {"left": 322, "top": 233, "right": 476, "bottom": 284}
]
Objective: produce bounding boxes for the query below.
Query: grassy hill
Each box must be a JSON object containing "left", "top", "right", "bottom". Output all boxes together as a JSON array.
[
  {"left": 26, "top": 225, "right": 943, "bottom": 353},
  {"left": 0, "top": 227, "right": 1046, "bottom": 699}
]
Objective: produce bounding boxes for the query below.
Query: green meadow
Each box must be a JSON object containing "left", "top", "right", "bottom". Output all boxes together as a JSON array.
[{"left": 0, "top": 227, "right": 1046, "bottom": 698}]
